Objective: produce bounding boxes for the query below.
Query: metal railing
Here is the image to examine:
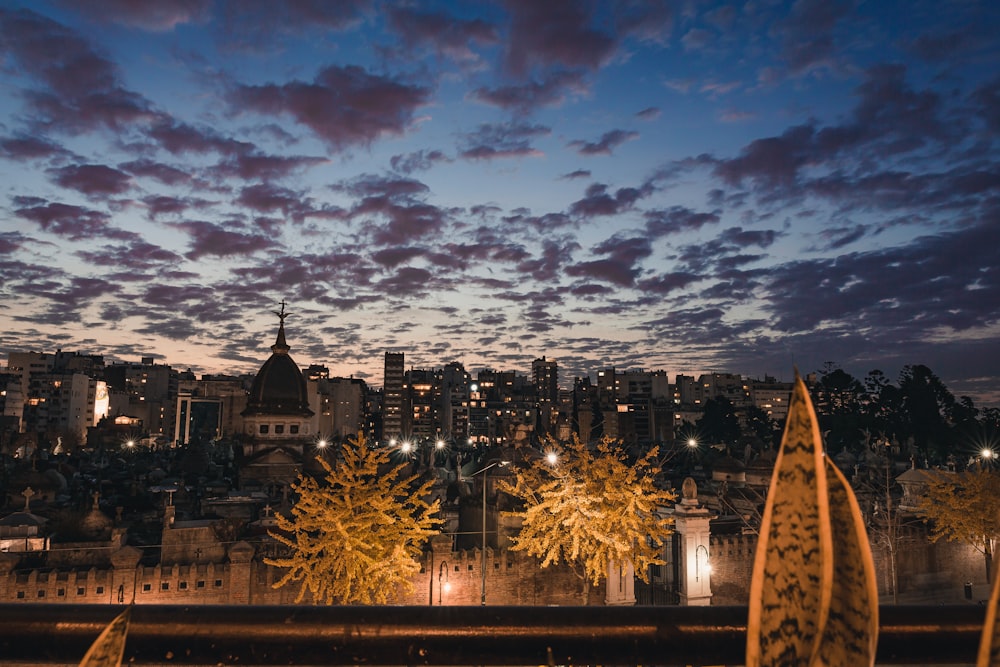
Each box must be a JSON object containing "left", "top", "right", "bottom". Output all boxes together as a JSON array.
[{"left": 0, "top": 603, "right": 986, "bottom": 665}]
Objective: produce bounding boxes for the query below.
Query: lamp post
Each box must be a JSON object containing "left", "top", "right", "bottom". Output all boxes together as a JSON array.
[{"left": 472, "top": 460, "right": 509, "bottom": 605}]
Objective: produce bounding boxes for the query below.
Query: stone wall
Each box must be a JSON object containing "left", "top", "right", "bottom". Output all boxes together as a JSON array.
[{"left": 0, "top": 543, "right": 604, "bottom": 607}]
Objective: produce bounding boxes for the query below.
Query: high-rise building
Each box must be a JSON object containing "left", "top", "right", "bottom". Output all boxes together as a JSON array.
[
  {"left": 532, "top": 357, "right": 558, "bottom": 437},
  {"left": 383, "top": 352, "right": 404, "bottom": 442}
]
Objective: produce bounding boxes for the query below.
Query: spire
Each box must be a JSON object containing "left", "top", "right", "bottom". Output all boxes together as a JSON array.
[{"left": 271, "top": 300, "right": 290, "bottom": 355}]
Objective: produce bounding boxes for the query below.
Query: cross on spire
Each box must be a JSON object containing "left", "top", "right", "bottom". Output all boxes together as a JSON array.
[{"left": 272, "top": 300, "right": 289, "bottom": 324}]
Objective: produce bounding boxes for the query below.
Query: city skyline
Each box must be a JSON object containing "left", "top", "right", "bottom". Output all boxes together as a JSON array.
[{"left": 1, "top": 2, "right": 998, "bottom": 405}]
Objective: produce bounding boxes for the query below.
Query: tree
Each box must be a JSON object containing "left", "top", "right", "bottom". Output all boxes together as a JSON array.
[
  {"left": 917, "top": 468, "right": 1000, "bottom": 583},
  {"left": 500, "top": 435, "right": 676, "bottom": 601},
  {"left": 266, "top": 433, "right": 442, "bottom": 604},
  {"left": 696, "top": 396, "right": 741, "bottom": 445}
]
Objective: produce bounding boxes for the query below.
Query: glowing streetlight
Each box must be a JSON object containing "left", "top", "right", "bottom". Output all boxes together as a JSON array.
[
  {"left": 316, "top": 439, "right": 328, "bottom": 449},
  {"left": 687, "top": 438, "right": 698, "bottom": 449},
  {"left": 401, "top": 441, "right": 413, "bottom": 454},
  {"left": 982, "top": 448, "right": 995, "bottom": 460},
  {"left": 435, "top": 439, "right": 446, "bottom": 450},
  {"left": 546, "top": 451, "right": 558, "bottom": 466}
]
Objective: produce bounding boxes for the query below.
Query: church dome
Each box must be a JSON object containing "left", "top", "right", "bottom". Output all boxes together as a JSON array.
[{"left": 242, "top": 305, "right": 314, "bottom": 418}]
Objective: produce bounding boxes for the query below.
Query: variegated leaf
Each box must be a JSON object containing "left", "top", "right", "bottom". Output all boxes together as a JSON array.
[
  {"left": 821, "top": 458, "right": 878, "bottom": 666},
  {"left": 747, "top": 373, "right": 833, "bottom": 667},
  {"left": 79, "top": 605, "right": 131, "bottom": 667},
  {"left": 979, "top": 565, "right": 1000, "bottom": 667}
]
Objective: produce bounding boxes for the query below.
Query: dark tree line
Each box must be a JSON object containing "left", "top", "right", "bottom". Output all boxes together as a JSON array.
[
  {"left": 810, "top": 363, "right": 998, "bottom": 465},
  {"left": 685, "top": 363, "right": 998, "bottom": 467}
]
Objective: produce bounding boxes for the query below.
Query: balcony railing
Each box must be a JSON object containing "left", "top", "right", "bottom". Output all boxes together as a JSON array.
[{"left": 0, "top": 603, "right": 986, "bottom": 665}]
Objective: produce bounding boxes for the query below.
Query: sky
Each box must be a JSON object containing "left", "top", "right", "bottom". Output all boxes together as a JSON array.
[{"left": 0, "top": 1, "right": 999, "bottom": 404}]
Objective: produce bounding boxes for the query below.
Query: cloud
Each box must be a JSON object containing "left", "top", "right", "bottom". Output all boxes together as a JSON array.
[
  {"left": 470, "top": 70, "right": 589, "bottom": 115},
  {"left": 777, "top": 0, "right": 853, "bottom": 75},
  {"left": 565, "top": 235, "right": 652, "bottom": 287},
  {"left": 0, "top": 135, "right": 69, "bottom": 160},
  {"left": 214, "top": 0, "right": 372, "bottom": 51},
  {"left": 516, "top": 239, "right": 580, "bottom": 282},
  {"left": 13, "top": 199, "right": 133, "bottom": 241},
  {"left": 0, "top": 8, "right": 154, "bottom": 132},
  {"left": 56, "top": 0, "right": 211, "bottom": 31},
  {"left": 147, "top": 120, "right": 250, "bottom": 155},
  {"left": 763, "top": 220, "right": 1000, "bottom": 334},
  {"left": 502, "top": 0, "right": 616, "bottom": 76},
  {"left": 459, "top": 122, "right": 550, "bottom": 160},
  {"left": 386, "top": 6, "right": 498, "bottom": 63},
  {"left": 170, "top": 220, "right": 278, "bottom": 259},
  {"left": 569, "top": 182, "right": 649, "bottom": 218},
  {"left": 644, "top": 206, "right": 721, "bottom": 238},
  {"left": 568, "top": 129, "right": 639, "bottom": 155},
  {"left": 235, "top": 183, "right": 320, "bottom": 222},
  {"left": 229, "top": 65, "right": 431, "bottom": 150},
  {"left": 635, "top": 106, "right": 661, "bottom": 120},
  {"left": 613, "top": 0, "right": 674, "bottom": 43},
  {"left": 211, "top": 152, "right": 327, "bottom": 181},
  {"left": 75, "top": 239, "right": 184, "bottom": 269},
  {"left": 343, "top": 175, "right": 451, "bottom": 245},
  {"left": 49, "top": 163, "right": 132, "bottom": 196},
  {"left": 561, "top": 169, "right": 591, "bottom": 180},
  {"left": 390, "top": 149, "right": 451, "bottom": 174}
]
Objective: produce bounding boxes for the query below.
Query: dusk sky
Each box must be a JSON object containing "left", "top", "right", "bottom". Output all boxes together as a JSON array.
[{"left": 1, "top": 1, "right": 999, "bottom": 403}]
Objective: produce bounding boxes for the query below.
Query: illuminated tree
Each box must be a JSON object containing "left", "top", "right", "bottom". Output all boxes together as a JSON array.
[
  {"left": 500, "top": 435, "right": 675, "bottom": 601},
  {"left": 918, "top": 467, "right": 1000, "bottom": 583},
  {"left": 266, "top": 433, "right": 441, "bottom": 604}
]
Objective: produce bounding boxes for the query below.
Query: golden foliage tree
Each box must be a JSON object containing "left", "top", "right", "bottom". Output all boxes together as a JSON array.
[
  {"left": 918, "top": 467, "right": 1000, "bottom": 583},
  {"left": 500, "top": 435, "right": 675, "bottom": 598},
  {"left": 266, "top": 433, "right": 441, "bottom": 604}
]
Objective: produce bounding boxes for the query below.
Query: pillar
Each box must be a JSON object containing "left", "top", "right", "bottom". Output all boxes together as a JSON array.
[
  {"left": 605, "top": 559, "right": 636, "bottom": 605},
  {"left": 674, "top": 477, "right": 713, "bottom": 606}
]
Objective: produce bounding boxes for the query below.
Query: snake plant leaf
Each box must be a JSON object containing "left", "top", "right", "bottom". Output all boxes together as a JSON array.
[
  {"left": 746, "top": 372, "right": 878, "bottom": 667},
  {"left": 79, "top": 605, "right": 131, "bottom": 667},
  {"left": 979, "top": 564, "right": 1000, "bottom": 667},
  {"left": 821, "top": 458, "right": 879, "bottom": 666}
]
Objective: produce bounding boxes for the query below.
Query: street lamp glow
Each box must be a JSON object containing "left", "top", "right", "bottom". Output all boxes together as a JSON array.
[
  {"left": 401, "top": 441, "right": 413, "bottom": 454},
  {"left": 687, "top": 438, "right": 697, "bottom": 448},
  {"left": 546, "top": 451, "right": 558, "bottom": 466},
  {"left": 982, "top": 448, "right": 995, "bottom": 460},
  {"left": 125, "top": 440, "right": 135, "bottom": 449},
  {"left": 316, "top": 439, "right": 328, "bottom": 449},
  {"left": 436, "top": 439, "right": 445, "bottom": 450}
]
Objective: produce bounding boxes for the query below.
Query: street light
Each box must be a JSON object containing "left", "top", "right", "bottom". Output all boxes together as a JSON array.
[{"left": 472, "top": 460, "right": 510, "bottom": 605}]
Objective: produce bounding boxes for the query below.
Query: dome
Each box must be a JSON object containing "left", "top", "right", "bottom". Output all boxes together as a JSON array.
[
  {"left": 80, "top": 495, "right": 113, "bottom": 540},
  {"left": 242, "top": 305, "right": 314, "bottom": 418}
]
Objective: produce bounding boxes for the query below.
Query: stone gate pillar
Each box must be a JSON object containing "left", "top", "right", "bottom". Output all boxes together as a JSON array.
[
  {"left": 605, "top": 559, "right": 636, "bottom": 605},
  {"left": 674, "top": 477, "right": 713, "bottom": 606}
]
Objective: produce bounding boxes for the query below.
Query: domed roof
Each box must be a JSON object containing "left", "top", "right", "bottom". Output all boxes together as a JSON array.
[
  {"left": 242, "top": 303, "right": 314, "bottom": 418},
  {"left": 243, "top": 301, "right": 313, "bottom": 417},
  {"left": 80, "top": 493, "right": 113, "bottom": 540}
]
